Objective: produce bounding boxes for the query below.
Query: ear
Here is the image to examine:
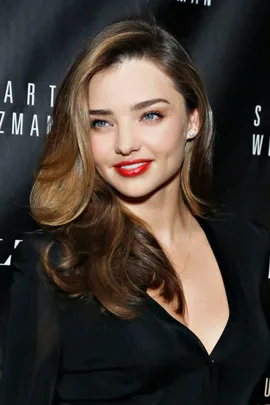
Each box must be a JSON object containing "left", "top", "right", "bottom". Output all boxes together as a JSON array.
[{"left": 186, "top": 108, "right": 200, "bottom": 140}]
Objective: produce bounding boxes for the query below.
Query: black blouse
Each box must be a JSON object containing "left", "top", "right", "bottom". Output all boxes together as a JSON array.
[{"left": 2, "top": 214, "right": 270, "bottom": 405}]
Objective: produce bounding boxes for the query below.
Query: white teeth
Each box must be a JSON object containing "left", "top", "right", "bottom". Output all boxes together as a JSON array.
[{"left": 121, "top": 162, "right": 147, "bottom": 169}]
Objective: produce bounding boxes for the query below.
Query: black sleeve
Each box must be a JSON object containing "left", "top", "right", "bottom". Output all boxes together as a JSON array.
[
  {"left": 1, "top": 233, "right": 61, "bottom": 405},
  {"left": 254, "top": 221, "right": 270, "bottom": 330},
  {"left": 233, "top": 215, "right": 270, "bottom": 328}
]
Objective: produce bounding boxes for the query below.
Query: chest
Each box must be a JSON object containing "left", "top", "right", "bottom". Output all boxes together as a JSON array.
[
  {"left": 148, "top": 234, "right": 230, "bottom": 355},
  {"left": 57, "top": 287, "right": 270, "bottom": 403},
  {"left": 55, "top": 218, "right": 270, "bottom": 403}
]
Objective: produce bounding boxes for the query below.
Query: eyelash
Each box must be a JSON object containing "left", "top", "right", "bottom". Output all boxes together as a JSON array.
[
  {"left": 143, "top": 110, "right": 164, "bottom": 122},
  {"left": 90, "top": 110, "right": 164, "bottom": 130}
]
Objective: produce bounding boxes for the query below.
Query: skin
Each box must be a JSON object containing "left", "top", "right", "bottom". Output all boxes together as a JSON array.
[
  {"left": 88, "top": 58, "right": 229, "bottom": 355},
  {"left": 88, "top": 58, "right": 198, "bottom": 245}
]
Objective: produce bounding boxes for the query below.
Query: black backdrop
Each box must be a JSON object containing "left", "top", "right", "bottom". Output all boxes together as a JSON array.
[{"left": 0, "top": 0, "right": 270, "bottom": 403}]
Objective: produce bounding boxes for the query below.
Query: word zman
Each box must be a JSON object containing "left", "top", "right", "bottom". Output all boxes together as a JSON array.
[{"left": 0, "top": 81, "right": 56, "bottom": 136}]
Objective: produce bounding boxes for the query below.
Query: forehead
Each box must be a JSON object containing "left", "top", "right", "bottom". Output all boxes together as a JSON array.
[{"left": 88, "top": 58, "right": 182, "bottom": 108}]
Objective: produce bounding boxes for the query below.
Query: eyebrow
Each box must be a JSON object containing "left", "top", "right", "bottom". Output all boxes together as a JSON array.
[{"left": 88, "top": 98, "right": 170, "bottom": 116}]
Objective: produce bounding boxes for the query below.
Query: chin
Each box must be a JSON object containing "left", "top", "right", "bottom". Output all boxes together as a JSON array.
[
  {"left": 112, "top": 183, "right": 162, "bottom": 202},
  {"left": 100, "top": 172, "right": 173, "bottom": 200}
]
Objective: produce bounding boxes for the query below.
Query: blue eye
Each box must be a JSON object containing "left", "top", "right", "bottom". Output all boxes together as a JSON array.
[
  {"left": 142, "top": 111, "right": 164, "bottom": 122},
  {"left": 144, "top": 113, "right": 156, "bottom": 120},
  {"left": 90, "top": 120, "right": 109, "bottom": 129}
]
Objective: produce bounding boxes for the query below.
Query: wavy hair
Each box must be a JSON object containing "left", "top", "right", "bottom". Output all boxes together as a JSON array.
[{"left": 30, "top": 18, "right": 214, "bottom": 319}]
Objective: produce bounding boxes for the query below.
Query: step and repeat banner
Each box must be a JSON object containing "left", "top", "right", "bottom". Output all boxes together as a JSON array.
[{"left": 0, "top": 0, "right": 270, "bottom": 403}]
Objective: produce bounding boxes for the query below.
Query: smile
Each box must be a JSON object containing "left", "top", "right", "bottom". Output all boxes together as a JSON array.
[{"left": 114, "top": 161, "right": 152, "bottom": 177}]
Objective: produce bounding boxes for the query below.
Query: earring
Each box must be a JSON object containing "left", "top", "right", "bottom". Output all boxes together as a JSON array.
[{"left": 187, "top": 129, "right": 196, "bottom": 138}]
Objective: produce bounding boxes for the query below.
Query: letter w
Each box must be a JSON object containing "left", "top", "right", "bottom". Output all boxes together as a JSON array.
[{"left": 252, "top": 134, "right": 264, "bottom": 155}]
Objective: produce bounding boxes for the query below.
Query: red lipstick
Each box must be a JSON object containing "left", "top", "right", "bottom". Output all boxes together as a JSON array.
[{"left": 113, "top": 159, "right": 152, "bottom": 177}]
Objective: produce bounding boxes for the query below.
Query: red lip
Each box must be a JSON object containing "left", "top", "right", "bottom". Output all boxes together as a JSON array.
[
  {"left": 113, "top": 159, "right": 152, "bottom": 177},
  {"left": 113, "top": 159, "right": 152, "bottom": 167}
]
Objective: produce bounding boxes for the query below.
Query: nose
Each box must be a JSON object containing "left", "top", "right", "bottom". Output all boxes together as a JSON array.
[{"left": 114, "top": 121, "right": 141, "bottom": 156}]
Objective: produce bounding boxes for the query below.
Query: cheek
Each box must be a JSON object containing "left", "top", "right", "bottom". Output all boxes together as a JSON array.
[
  {"left": 146, "top": 120, "right": 185, "bottom": 157},
  {"left": 90, "top": 135, "right": 111, "bottom": 165}
]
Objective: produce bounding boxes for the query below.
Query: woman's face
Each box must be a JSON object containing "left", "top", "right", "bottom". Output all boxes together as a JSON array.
[{"left": 88, "top": 58, "right": 198, "bottom": 199}]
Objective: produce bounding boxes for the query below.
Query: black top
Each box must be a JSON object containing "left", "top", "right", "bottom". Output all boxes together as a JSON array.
[{"left": 2, "top": 214, "right": 270, "bottom": 405}]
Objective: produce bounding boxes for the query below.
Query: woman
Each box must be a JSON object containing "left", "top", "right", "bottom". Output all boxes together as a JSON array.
[{"left": 2, "top": 18, "right": 270, "bottom": 405}]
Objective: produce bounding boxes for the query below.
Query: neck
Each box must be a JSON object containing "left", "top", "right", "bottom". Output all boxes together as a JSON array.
[{"left": 119, "top": 180, "right": 191, "bottom": 248}]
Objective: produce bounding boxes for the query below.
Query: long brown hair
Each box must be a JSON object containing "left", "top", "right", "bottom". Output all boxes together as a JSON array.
[{"left": 30, "top": 18, "right": 214, "bottom": 319}]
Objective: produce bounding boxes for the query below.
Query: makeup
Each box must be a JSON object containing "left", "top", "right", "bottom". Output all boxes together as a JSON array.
[{"left": 113, "top": 159, "right": 152, "bottom": 177}]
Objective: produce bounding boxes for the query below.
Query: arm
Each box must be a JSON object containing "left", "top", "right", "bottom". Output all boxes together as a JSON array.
[{"left": 1, "top": 234, "right": 61, "bottom": 405}]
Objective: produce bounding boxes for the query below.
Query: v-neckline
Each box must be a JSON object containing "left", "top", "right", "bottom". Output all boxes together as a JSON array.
[{"left": 146, "top": 215, "right": 242, "bottom": 360}]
